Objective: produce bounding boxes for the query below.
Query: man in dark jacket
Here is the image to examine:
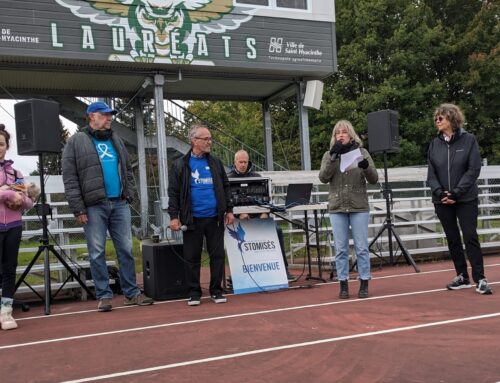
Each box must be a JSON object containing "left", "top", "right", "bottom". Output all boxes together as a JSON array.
[
  {"left": 62, "top": 101, "right": 153, "bottom": 312},
  {"left": 227, "top": 150, "right": 296, "bottom": 282},
  {"left": 168, "top": 124, "right": 234, "bottom": 306}
]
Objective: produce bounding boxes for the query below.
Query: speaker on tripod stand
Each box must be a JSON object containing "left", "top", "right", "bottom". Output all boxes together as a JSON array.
[
  {"left": 367, "top": 110, "right": 420, "bottom": 272},
  {"left": 13, "top": 99, "right": 94, "bottom": 315}
]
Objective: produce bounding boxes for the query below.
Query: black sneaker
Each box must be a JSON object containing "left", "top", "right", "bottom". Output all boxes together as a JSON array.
[
  {"left": 211, "top": 293, "right": 227, "bottom": 304},
  {"left": 187, "top": 297, "right": 201, "bottom": 306},
  {"left": 446, "top": 275, "right": 472, "bottom": 290},
  {"left": 476, "top": 279, "right": 493, "bottom": 295}
]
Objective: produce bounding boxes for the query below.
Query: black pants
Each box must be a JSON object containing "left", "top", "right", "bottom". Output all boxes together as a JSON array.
[
  {"left": 434, "top": 200, "right": 484, "bottom": 283},
  {"left": 0, "top": 226, "right": 22, "bottom": 299},
  {"left": 182, "top": 217, "right": 225, "bottom": 298}
]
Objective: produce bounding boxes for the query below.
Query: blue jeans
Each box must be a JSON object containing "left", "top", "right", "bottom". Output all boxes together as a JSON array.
[
  {"left": 84, "top": 200, "right": 140, "bottom": 299},
  {"left": 330, "top": 212, "right": 371, "bottom": 281}
]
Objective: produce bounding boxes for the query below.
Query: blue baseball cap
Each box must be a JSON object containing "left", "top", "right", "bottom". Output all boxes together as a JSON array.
[{"left": 86, "top": 101, "right": 117, "bottom": 115}]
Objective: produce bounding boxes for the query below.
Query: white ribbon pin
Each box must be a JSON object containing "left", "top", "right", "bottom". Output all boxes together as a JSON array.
[{"left": 97, "top": 143, "right": 113, "bottom": 159}]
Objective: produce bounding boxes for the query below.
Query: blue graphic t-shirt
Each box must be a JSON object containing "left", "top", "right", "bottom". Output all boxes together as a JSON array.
[
  {"left": 92, "top": 138, "right": 121, "bottom": 198},
  {"left": 189, "top": 155, "right": 217, "bottom": 218}
]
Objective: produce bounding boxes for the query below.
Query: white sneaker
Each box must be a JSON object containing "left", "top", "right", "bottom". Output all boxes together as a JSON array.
[
  {"left": 476, "top": 279, "right": 493, "bottom": 295},
  {"left": 1, "top": 306, "right": 18, "bottom": 330},
  {"left": 211, "top": 293, "right": 227, "bottom": 304},
  {"left": 188, "top": 297, "right": 201, "bottom": 306}
]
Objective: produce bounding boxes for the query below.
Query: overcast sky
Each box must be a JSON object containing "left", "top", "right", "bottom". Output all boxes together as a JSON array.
[{"left": 0, "top": 99, "right": 77, "bottom": 175}]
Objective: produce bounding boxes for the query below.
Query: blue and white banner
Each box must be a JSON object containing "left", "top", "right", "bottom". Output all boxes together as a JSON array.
[{"left": 225, "top": 218, "right": 288, "bottom": 294}]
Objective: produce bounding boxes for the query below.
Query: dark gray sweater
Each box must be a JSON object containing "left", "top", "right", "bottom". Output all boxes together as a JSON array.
[{"left": 62, "top": 127, "right": 135, "bottom": 216}]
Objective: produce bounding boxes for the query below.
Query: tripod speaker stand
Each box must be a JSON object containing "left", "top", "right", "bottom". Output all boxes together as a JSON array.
[
  {"left": 14, "top": 153, "right": 94, "bottom": 315},
  {"left": 369, "top": 151, "right": 420, "bottom": 272}
]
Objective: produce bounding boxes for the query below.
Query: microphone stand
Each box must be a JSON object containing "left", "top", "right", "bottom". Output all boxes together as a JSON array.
[
  {"left": 15, "top": 153, "right": 94, "bottom": 314},
  {"left": 368, "top": 151, "right": 420, "bottom": 272}
]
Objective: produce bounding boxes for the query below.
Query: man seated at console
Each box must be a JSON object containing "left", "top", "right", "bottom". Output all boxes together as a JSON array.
[{"left": 228, "top": 150, "right": 296, "bottom": 282}]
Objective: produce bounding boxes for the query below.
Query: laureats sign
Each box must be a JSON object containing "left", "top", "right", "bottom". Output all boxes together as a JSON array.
[{"left": 0, "top": 2, "right": 334, "bottom": 73}]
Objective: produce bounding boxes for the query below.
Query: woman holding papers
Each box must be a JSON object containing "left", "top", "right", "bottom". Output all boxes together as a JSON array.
[{"left": 319, "top": 120, "right": 378, "bottom": 299}]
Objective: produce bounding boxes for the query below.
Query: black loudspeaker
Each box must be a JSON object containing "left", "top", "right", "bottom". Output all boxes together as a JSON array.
[
  {"left": 367, "top": 109, "right": 400, "bottom": 154},
  {"left": 14, "top": 99, "right": 62, "bottom": 155},
  {"left": 142, "top": 242, "right": 189, "bottom": 300}
]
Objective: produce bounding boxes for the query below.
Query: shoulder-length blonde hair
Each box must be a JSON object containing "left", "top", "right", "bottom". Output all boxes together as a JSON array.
[
  {"left": 330, "top": 120, "right": 363, "bottom": 148},
  {"left": 434, "top": 103, "right": 465, "bottom": 131}
]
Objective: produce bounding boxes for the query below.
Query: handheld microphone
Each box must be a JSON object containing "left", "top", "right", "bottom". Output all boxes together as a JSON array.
[{"left": 168, "top": 225, "right": 187, "bottom": 232}]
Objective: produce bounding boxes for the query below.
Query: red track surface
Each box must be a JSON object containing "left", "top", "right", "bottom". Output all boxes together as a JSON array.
[{"left": 2, "top": 256, "right": 500, "bottom": 383}]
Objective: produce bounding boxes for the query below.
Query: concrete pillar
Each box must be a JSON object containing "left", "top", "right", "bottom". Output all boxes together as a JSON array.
[
  {"left": 296, "top": 81, "right": 311, "bottom": 170},
  {"left": 134, "top": 98, "right": 149, "bottom": 238},
  {"left": 262, "top": 100, "right": 274, "bottom": 171},
  {"left": 154, "top": 74, "right": 170, "bottom": 238}
]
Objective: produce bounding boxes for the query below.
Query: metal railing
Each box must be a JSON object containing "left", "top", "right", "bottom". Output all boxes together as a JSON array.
[{"left": 164, "top": 100, "right": 288, "bottom": 171}]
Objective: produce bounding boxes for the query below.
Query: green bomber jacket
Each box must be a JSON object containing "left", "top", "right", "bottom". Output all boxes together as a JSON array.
[{"left": 318, "top": 147, "right": 378, "bottom": 213}]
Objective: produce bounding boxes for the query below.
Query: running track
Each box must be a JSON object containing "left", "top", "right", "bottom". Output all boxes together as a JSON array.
[{"left": 2, "top": 256, "right": 499, "bottom": 383}]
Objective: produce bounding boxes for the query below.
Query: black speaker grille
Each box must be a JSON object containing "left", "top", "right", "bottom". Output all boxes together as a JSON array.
[
  {"left": 367, "top": 110, "right": 400, "bottom": 154},
  {"left": 14, "top": 99, "right": 62, "bottom": 155},
  {"left": 142, "top": 242, "right": 189, "bottom": 300}
]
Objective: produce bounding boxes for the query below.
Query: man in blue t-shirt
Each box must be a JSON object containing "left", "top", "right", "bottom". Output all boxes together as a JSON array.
[
  {"left": 168, "top": 125, "right": 234, "bottom": 306},
  {"left": 62, "top": 101, "right": 153, "bottom": 312}
]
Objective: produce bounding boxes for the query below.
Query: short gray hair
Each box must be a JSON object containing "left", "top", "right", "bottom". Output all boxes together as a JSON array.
[
  {"left": 189, "top": 124, "right": 209, "bottom": 140},
  {"left": 234, "top": 149, "right": 249, "bottom": 161}
]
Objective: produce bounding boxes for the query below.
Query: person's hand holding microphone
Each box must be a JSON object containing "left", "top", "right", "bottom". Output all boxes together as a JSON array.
[
  {"left": 330, "top": 139, "right": 352, "bottom": 161},
  {"left": 169, "top": 218, "right": 185, "bottom": 231}
]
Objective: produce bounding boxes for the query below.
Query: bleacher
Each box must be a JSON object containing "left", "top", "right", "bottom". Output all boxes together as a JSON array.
[{"left": 262, "top": 166, "right": 500, "bottom": 267}]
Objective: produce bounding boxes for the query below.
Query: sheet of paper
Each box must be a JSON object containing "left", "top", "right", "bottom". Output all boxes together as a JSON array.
[{"left": 340, "top": 148, "right": 364, "bottom": 172}]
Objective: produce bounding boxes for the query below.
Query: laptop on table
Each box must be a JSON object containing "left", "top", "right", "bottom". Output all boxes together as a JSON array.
[{"left": 285, "top": 183, "right": 313, "bottom": 207}]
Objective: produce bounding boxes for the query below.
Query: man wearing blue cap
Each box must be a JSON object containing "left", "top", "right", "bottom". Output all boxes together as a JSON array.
[{"left": 62, "top": 101, "right": 153, "bottom": 312}]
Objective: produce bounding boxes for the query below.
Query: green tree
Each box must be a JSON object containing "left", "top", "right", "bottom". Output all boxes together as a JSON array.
[{"left": 457, "top": 0, "right": 500, "bottom": 163}]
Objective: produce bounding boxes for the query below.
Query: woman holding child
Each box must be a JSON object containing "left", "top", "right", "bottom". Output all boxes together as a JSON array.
[{"left": 0, "top": 123, "right": 34, "bottom": 330}]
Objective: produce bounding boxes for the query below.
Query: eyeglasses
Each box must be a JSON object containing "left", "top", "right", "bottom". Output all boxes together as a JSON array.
[
  {"left": 434, "top": 116, "right": 445, "bottom": 123},
  {"left": 194, "top": 136, "right": 213, "bottom": 142}
]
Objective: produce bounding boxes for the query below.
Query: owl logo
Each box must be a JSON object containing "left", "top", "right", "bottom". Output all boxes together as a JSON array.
[
  {"left": 56, "top": 0, "right": 257, "bottom": 63},
  {"left": 191, "top": 168, "right": 200, "bottom": 183},
  {"left": 227, "top": 222, "right": 246, "bottom": 253}
]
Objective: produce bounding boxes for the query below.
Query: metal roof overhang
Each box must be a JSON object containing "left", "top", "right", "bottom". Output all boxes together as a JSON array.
[{"left": 0, "top": 56, "right": 330, "bottom": 102}]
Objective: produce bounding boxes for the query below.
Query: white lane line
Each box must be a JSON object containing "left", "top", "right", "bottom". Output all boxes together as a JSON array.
[
  {"left": 60, "top": 311, "right": 500, "bottom": 383},
  {"left": 16, "top": 262, "right": 500, "bottom": 322},
  {"left": 3, "top": 283, "right": 498, "bottom": 351}
]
